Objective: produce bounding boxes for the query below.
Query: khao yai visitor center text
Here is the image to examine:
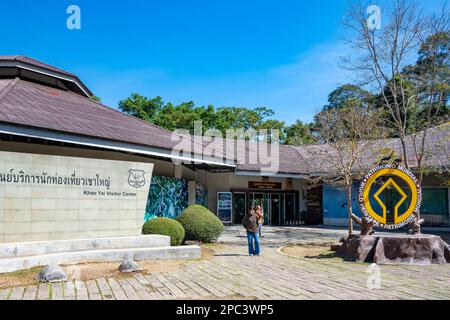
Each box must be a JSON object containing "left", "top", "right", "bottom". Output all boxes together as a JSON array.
[{"left": 0, "top": 0, "right": 449, "bottom": 302}]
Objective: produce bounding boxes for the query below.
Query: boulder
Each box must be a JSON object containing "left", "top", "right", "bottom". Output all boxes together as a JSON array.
[
  {"left": 119, "top": 259, "right": 143, "bottom": 273},
  {"left": 374, "top": 234, "right": 448, "bottom": 265},
  {"left": 36, "top": 265, "right": 67, "bottom": 283},
  {"left": 338, "top": 234, "right": 377, "bottom": 262},
  {"left": 338, "top": 234, "right": 450, "bottom": 265}
]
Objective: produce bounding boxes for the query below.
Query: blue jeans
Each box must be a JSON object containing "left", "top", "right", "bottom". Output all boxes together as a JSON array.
[
  {"left": 258, "top": 224, "right": 263, "bottom": 237},
  {"left": 247, "top": 231, "right": 261, "bottom": 256}
]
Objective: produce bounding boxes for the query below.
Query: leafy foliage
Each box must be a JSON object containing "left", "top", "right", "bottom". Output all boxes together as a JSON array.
[
  {"left": 145, "top": 176, "right": 188, "bottom": 222},
  {"left": 176, "top": 205, "right": 224, "bottom": 243},
  {"left": 323, "top": 84, "right": 374, "bottom": 111},
  {"left": 118, "top": 94, "right": 315, "bottom": 145},
  {"left": 142, "top": 217, "right": 185, "bottom": 246},
  {"left": 284, "top": 120, "right": 316, "bottom": 145}
]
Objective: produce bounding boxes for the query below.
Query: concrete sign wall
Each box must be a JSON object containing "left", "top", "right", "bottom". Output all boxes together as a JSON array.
[{"left": 0, "top": 151, "right": 153, "bottom": 243}]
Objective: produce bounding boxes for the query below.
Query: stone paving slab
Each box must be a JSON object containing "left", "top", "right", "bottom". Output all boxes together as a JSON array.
[{"left": 22, "top": 286, "right": 37, "bottom": 300}]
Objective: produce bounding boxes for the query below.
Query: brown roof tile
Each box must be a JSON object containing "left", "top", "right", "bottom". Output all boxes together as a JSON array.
[
  {"left": 0, "top": 55, "right": 77, "bottom": 78},
  {"left": 0, "top": 78, "right": 214, "bottom": 154}
]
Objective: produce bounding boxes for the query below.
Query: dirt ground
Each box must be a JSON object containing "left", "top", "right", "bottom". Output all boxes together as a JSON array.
[
  {"left": 279, "top": 242, "right": 344, "bottom": 262},
  {"left": 0, "top": 245, "right": 215, "bottom": 290}
]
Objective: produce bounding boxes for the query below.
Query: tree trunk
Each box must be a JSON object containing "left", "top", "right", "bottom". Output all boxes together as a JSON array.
[
  {"left": 346, "top": 182, "right": 354, "bottom": 236},
  {"left": 399, "top": 137, "right": 410, "bottom": 169},
  {"left": 416, "top": 172, "right": 424, "bottom": 234}
]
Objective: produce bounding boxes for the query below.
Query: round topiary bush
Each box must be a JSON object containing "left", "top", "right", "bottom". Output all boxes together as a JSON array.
[
  {"left": 176, "top": 205, "right": 224, "bottom": 243},
  {"left": 142, "top": 217, "right": 185, "bottom": 246}
]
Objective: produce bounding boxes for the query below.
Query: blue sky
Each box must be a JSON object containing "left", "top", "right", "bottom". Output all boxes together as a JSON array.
[{"left": 0, "top": 0, "right": 445, "bottom": 124}]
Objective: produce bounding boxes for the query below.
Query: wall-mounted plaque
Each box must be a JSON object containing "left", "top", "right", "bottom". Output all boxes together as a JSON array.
[{"left": 248, "top": 181, "right": 282, "bottom": 190}]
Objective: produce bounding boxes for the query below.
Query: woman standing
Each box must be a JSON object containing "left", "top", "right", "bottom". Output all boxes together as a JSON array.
[
  {"left": 242, "top": 208, "right": 260, "bottom": 256},
  {"left": 255, "top": 205, "right": 264, "bottom": 238}
]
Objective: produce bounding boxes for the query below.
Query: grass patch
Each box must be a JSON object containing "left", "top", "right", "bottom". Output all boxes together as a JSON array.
[{"left": 0, "top": 267, "right": 41, "bottom": 289}]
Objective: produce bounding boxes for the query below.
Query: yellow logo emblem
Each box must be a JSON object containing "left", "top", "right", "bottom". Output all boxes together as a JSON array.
[{"left": 358, "top": 164, "right": 422, "bottom": 230}]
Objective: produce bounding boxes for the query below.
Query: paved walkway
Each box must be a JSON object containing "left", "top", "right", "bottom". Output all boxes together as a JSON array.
[{"left": 1, "top": 227, "right": 449, "bottom": 300}]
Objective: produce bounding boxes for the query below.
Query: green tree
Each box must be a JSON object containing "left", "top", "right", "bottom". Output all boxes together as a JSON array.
[
  {"left": 323, "top": 84, "right": 374, "bottom": 111},
  {"left": 406, "top": 31, "right": 450, "bottom": 129},
  {"left": 118, "top": 94, "right": 164, "bottom": 123},
  {"left": 118, "top": 94, "right": 282, "bottom": 139},
  {"left": 284, "top": 120, "right": 315, "bottom": 145},
  {"left": 257, "top": 119, "right": 286, "bottom": 143},
  {"left": 90, "top": 95, "right": 102, "bottom": 102},
  {"left": 314, "top": 84, "right": 375, "bottom": 140}
]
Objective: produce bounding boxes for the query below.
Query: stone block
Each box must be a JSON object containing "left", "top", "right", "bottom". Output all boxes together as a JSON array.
[
  {"left": 78, "top": 221, "right": 100, "bottom": 232},
  {"left": 78, "top": 210, "right": 99, "bottom": 221},
  {"left": 54, "top": 221, "right": 78, "bottom": 233},
  {"left": 78, "top": 199, "right": 99, "bottom": 211},
  {"left": 32, "top": 198, "right": 56, "bottom": 210},
  {"left": 55, "top": 199, "right": 78, "bottom": 210},
  {"left": 4, "top": 186, "right": 32, "bottom": 198},
  {"left": 4, "top": 198, "right": 31, "bottom": 210},
  {"left": 31, "top": 210, "right": 55, "bottom": 222},
  {"left": 4, "top": 209, "right": 31, "bottom": 223},
  {"left": 4, "top": 222, "right": 30, "bottom": 235},
  {"left": 54, "top": 210, "right": 77, "bottom": 221},
  {"left": 31, "top": 221, "right": 55, "bottom": 234}
]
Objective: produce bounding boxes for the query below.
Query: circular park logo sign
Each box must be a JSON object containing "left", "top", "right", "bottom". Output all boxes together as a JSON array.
[{"left": 358, "top": 164, "right": 422, "bottom": 230}]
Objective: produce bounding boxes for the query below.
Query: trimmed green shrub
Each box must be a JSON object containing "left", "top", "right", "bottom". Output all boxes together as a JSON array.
[
  {"left": 176, "top": 205, "right": 224, "bottom": 243},
  {"left": 142, "top": 217, "right": 185, "bottom": 246}
]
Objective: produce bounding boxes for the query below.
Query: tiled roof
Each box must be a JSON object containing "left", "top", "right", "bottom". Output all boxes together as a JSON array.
[
  {"left": 0, "top": 56, "right": 448, "bottom": 175},
  {"left": 294, "top": 123, "right": 450, "bottom": 174},
  {"left": 200, "top": 136, "right": 309, "bottom": 174},
  {"left": 0, "top": 78, "right": 214, "bottom": 155},
  {"left": 0, "top": 55, "right": 77, "bottom": 78},
  {"left": 1, "top": 76, "right": 448, "bottom": 174}
]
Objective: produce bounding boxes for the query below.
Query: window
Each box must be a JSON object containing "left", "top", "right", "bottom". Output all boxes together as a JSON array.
[{"left": 421, "top": 188, "right": 449, "bottom": 226}]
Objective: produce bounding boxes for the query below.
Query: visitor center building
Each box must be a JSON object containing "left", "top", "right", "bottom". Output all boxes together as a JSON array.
[{"left": 0, "top": 56, "right": 449, "bottom": 243}]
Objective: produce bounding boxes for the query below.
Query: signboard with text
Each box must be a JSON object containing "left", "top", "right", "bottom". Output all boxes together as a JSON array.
[
  {"left": 248, "top": 181, "right": 282, "bottom": 190},
  {"left": 358, "top": 164, "right": 422, "bottom": 230},
  {"left": 217, "top": 192, "right": 232, "bottom": 224},
  {"left": 0, "top": 151, "right": 154, "bottom": 242}
]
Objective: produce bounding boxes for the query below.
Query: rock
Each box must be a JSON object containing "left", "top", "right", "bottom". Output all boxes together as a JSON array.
[
  {"left": 339, "top": 234, "right": 450, "bottom": 265},
  {"left": 444, "top": 242, "right": 450, "bottom": 262},
  {"left": 184, "top": 240, "right": 202, "bottom": 246},
  {"left": 374, "top": 234, "right": 447, "bottom": 265},
  {"left": 119, "top": 259, "right": 143, "bottom": 273},
  {"left": 36, "top": 265, "right": 67, "bottom": 283},
  {"left": 338, "top": 234, "right": 376, "bottom": 262}
]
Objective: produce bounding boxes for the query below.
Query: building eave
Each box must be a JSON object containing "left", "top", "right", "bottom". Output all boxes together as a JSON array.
[
  {"left": 0, "top": 123, "right": 236, "bottom": 169},
  {"left": 0, "top": 60, "right": 93, "bottom": 98},
  {"left": 235, "top": 170, "right": 309, "bottom": 179}
]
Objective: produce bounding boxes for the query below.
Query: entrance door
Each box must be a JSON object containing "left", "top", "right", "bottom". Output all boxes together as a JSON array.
[
  {"left": 271, "top": 194, "right": 281, "bottom": 225},
  {"left": 250, "top": 193, "right": 270, "bottom": 225},
  {"left": 284, "top": 193, "right": 296, "bottom": 225},
  {"left": 233, "top": 193, "right": 246, "bottom": 224}
]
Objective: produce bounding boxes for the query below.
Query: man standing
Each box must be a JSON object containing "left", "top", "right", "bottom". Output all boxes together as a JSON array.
[{"left": 242, "top": 208, "right": 261, "bottom": 256}]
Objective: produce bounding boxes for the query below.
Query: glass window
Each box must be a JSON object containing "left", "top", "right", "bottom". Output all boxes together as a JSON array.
[{"left": 422, "top": 188, "right": 448, "bottom": 216}]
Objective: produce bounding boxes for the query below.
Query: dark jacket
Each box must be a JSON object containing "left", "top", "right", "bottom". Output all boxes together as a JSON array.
[{"left": 243, "top": 214, "right": 259, "bottom": 233}]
